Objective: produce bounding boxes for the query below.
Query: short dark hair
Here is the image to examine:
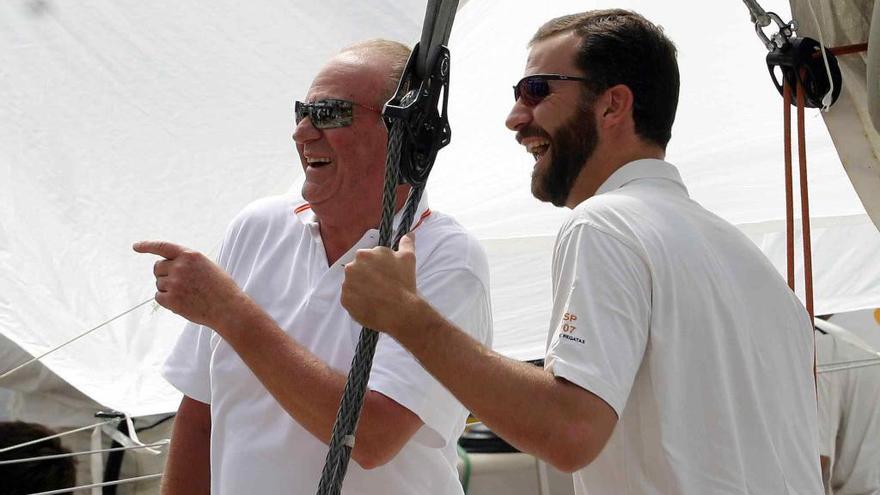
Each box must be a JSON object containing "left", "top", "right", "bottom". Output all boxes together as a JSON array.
[
  {"left": 531, "top": 10, "right": 680, "bottom": 149},
  {"left": 0, "top": 421, "right": 77, "bottom": 495}
]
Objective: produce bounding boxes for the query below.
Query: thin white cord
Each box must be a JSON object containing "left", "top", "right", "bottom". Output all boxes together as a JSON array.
[
  {"left": 818, "top": 357, "right": 880, "bottom": 373},
  {"left": 100, "top": 415, "right": 163, "bottom": 455},
  {"left": 0, "top": 298, "right": 155, "bottom": 383},
  {"left": 806, "top": 0, "right": 835, "bottom": 111},
  {"left": 0, "top": 440, "right": 169, "bottom": 465},
  {"left": 0, "top": 420, "right": 116, "bottom": 454},
  {"left": 25, "top": 473, "right": 163, "bottom": 495}
]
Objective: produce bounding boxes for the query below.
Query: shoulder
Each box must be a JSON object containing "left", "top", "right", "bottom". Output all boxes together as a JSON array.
[
  {"left": 413, "top": 210, "right": 490, "bottom": 290},
  {"left": 216, "top": 195, "right": 307, "bottom": 258},
  {"left": 568, "top": 189, "right": 650, "bottom": 228},
  {"left": 234, "top": 195, "right": 303, "bottom": 224},
  {"left": 226, "top": 195, "right": 304, "bottom": 235},
  {"left": 557, "top": 192, "right": 651, "bottom": 256}
]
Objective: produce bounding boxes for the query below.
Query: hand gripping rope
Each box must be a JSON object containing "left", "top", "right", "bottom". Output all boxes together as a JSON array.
[{"left": 314, "top": 1, "right": 457, "bottom": 494}]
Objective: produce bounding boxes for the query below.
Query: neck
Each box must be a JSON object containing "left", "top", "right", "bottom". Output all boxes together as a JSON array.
[
  {"left": 564, "top": 137, "right": 665, "bottom": 208},
  {"left": 317, "top": 186, "right": 411, "bottom": 265}
]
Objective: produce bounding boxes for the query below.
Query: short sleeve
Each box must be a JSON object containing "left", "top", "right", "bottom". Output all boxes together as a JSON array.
[
  {"left": 368, "top": 268, "right": 491, "bottom": 448},
  {"left": 544, "top": 222, "right": 651, "bottom": 416},
  {"left": 162, "top": 321, "right": 214, "bottom": 404}
]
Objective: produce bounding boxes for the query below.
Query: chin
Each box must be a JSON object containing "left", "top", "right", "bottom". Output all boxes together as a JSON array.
[
  {"left": 530, "top": 181, "right": 551, "bottom": 204},
  {"left": 531, "top": 174, "right": 570, "bottom": 207}
]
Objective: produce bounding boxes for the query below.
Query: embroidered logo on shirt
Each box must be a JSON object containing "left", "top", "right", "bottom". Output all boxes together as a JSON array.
[{"left": 559, "top": 312, "right": 585, "bottom": 344}]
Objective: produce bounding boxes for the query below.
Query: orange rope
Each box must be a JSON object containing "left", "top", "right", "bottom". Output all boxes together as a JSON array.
[
  {"left": 783, "top": 75, "right": 817, "bottom": 391},
  {"left": 812, "top": 42, "right": 869, "bottom": 58},
  {"left": 783, "top": 81, "right": 795, "bottom": 290},
  {"left": 796, "top": 75, "right": 815, "bottom": 320}
]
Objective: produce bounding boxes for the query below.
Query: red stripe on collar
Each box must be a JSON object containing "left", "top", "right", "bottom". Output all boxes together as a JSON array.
[
  {"left": 293, "top": 203, "right": 311, "bottom": 215},
  {"left": 411, "top": 209, "right": 432, "bottom": 231}
]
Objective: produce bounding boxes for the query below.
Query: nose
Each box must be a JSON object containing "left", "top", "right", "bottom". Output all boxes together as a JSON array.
[
  {"left": 505, "top": 98, "right": 532, "bottom": 132},
  {"left": 292, "top": 117, "right": 321, "bottom": 145}
]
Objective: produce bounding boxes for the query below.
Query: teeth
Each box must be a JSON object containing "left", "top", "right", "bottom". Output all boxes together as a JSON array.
[
  {"left": 525, "top": 140, "right": 550, "bottom": 161},
  {"left": 306, "top": 157, "right": 332, "bottom": 164},
  {"left": 525, "top": 140, "right": 550, "bottom": 154}
]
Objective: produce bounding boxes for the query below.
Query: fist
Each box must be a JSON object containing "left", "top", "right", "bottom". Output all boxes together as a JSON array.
[{"left": 341, "top": 234, "right": 419, "bottom": 335}]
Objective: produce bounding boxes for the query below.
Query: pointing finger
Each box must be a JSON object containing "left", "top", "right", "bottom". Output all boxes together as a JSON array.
[{"left": 133, "top": 241, "right": 186, "bottom": 260}]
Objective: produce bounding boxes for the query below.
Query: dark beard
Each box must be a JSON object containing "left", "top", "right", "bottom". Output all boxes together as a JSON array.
[{"left": 532, "top": 104, "right": 598, "bottom": 207}]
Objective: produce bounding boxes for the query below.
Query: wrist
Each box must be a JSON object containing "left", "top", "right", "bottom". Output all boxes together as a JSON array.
[
  {"left": 387, "top": 293, "right": 438, "bottom": 351},
  {"left": 213, "top": 292, "right": 264, "bottom": 342}
]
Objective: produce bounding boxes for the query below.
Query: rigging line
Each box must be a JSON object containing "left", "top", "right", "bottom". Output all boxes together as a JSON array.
[
  {"left": 0, "top": 420, "right": 117, "bottom": 454},
  {"left": 0, "top": 440, "right": 169, "bottom": 465},
  {"left": 805, "top": 0, "right": 835, "bottom": 110},
  {"left": 826, "top": 43, "right": 869, "bottom": 56},
  {"left": 818, "top": 357, "right": 880, "bottom": 374},
  {"left": 25, "top": 473, "right": 163, "bottom": 495},
  {"left": 0, "top": 297, "right": 155, "bottom": 383}
]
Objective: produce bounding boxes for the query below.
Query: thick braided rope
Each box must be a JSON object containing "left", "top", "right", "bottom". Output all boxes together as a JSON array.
[
  {"left": 316, "top": 123, "right": 421, "bottom": 495},
  {"left": 392, "top": 186, "right": 425, "bottom": 248}
]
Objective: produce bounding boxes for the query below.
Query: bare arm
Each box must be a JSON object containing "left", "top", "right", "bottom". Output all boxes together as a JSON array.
[
  {"left": 135, "top": 241, "right": 422, "bottom": 469},
  {"left": 216, "top": 296, "right": 422, "bottom": 469},
  {"left": 341, "top": 236, "right": 618, "bottom": 472},
  {"left": 162, "top": 396, "right": 211, "bottom": 495}
]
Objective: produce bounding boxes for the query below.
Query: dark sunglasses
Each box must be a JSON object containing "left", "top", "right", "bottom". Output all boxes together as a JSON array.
[
  {"left": 294, "top": 98, "right": 380, "bottom": 129},
  {"left": 512, "top": 74, "right": 591, "bottom": 106}
]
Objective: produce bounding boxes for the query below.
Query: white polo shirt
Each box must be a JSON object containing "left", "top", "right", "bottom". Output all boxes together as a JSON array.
[
  {"left": 545, "top": 159, "right": 822, "bottom": 494},
  {"left": 816, "top": 331, "right": 880, "bottom": 494},
  {"left": 163, "top": 192, "right": 492, "bottom": 495}
]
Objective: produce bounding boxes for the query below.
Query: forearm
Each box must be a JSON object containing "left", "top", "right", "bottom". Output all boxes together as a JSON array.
[
  {"left": 392, "top": 296, "right": 610, "bottom": 470},
  {"left": 216, "top": 301, "right": 416, "bottom": 468},
  {"left": 162, "top": 397, "right": 211, "bottom": 495}
]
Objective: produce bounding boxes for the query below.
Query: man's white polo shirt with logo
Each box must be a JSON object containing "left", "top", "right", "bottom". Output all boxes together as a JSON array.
[
  {"left": 163, "top": 192, "right": 492, "bottom": 495},
  {"left": 545, "top": 159, "right": 822, "bottom": 494}
]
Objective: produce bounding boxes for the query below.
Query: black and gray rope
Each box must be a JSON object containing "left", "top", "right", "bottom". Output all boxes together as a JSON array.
[{"left": 316, "top": 123, "right": 424, "bottom": 495}]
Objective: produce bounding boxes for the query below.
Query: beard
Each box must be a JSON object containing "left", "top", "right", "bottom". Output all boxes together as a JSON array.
[{"left": 530, "top": 101, "right": 598, "bottom": 207}]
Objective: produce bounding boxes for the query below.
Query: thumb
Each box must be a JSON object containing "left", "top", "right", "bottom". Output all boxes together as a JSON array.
[{"left": 399, "top": 232, "right": 416, "bottom": 255}]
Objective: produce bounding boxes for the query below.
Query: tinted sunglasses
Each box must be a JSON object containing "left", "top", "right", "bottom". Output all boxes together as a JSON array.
[
  {"left": 512, "top": 74, "right": 591, "bottom": 106},
  {"left": 294, "top": 98, "right": 380, "bottom": 129}
]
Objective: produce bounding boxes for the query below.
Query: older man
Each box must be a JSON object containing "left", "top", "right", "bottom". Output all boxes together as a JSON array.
[
  {"left": 341, "top": 11, "right": 823, "bottom": 494},
  {"left": 135, "top": 39, "right": 491, "bottom": 494}
]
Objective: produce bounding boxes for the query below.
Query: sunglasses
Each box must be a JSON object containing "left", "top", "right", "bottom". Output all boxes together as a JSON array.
[
  {"left": 294, "top": 99, "right": 380, "bottom": 129},
  {"left": 512, "top": 74, "right": 591, "bottom": 106}
]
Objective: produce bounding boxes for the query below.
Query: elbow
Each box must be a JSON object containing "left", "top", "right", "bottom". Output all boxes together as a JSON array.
[
  {"left": 547, "top": 448, "right": 594, "bottom": 474},
  {"left": 543, "top": 422, "right": 605, "bottom": 473},
  {"left": 351, "top": 441, "right": 402, "bottom": 470},
  {"left": 351, "top": 453, "right": 384, "bottom": 471},
  {"left": 350, "top": 391, "right": 422, "bottom": 470}
]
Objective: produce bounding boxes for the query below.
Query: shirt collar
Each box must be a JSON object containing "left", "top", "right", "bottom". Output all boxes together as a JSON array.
[
  {"left": 594, "top": 159, "right": 688, "bottom": 197},
  {"left": 293, "top": 190, "right": 431, "bottom": 234}
]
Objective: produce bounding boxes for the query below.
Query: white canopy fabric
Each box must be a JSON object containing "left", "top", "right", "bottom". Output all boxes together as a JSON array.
[
  {"left": 1, "top": 0, "right": 878, "bottom": 417},
  {"left": 0, "top": 0, "right": 425, "bottom": 417},
  {"left": 789, "top": 0, "right": 880, "bottom": 230}
]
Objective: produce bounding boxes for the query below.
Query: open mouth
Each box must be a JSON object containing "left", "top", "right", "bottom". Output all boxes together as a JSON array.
[
  {"left": 306, "top": 157, "right": 332, "bottom": 168},
  {"left": 525, "top": 140, "right": 550, "bottom": 163}
]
